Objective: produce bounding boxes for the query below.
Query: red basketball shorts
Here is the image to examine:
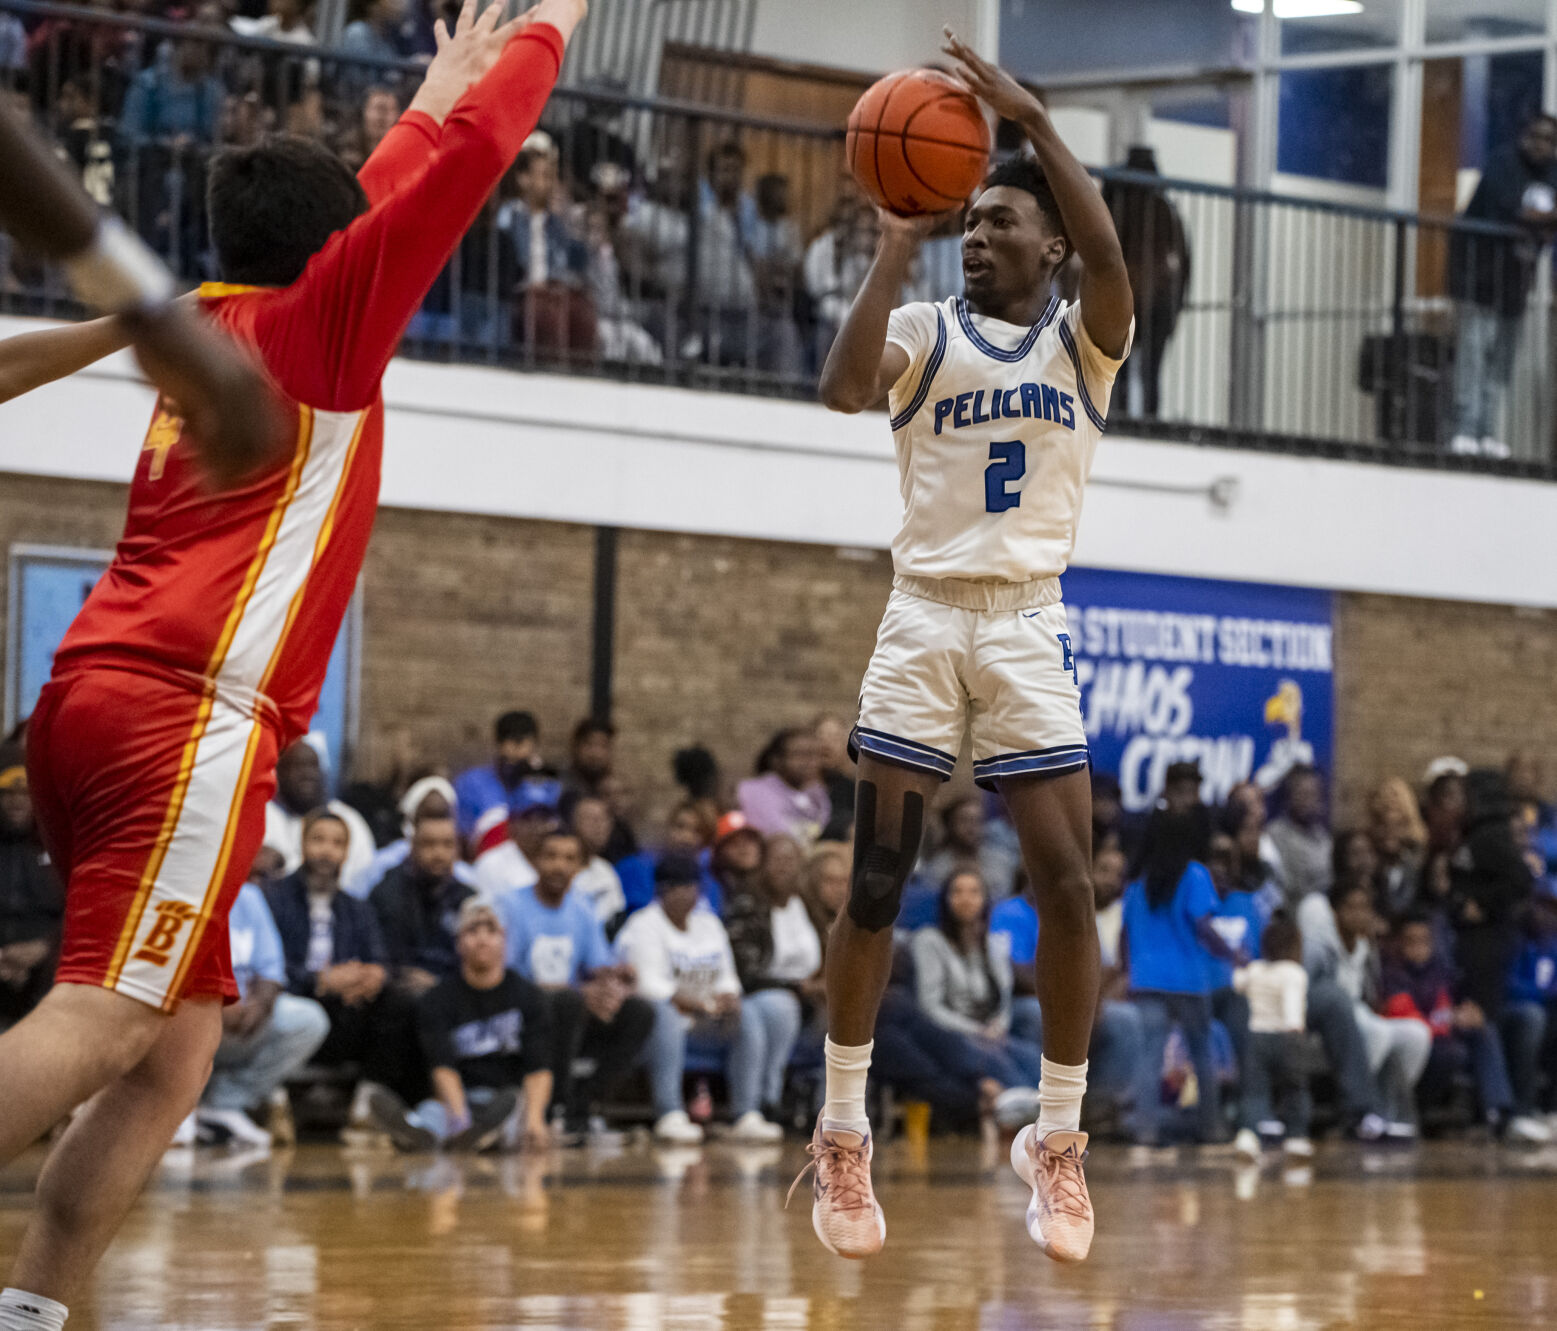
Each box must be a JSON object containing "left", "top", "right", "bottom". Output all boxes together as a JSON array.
[{"left": 26, "top": 668, "right": 279, "bottom": 1011}]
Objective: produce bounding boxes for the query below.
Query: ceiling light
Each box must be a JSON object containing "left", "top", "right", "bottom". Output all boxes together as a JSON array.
[{"left": 1232, "top": 0, "right": 1364, "bottom": 17}]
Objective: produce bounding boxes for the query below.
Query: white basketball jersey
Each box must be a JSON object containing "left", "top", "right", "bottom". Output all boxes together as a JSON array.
[{"left": 883, "top": 295, "right": 1131, "bottom": 584}]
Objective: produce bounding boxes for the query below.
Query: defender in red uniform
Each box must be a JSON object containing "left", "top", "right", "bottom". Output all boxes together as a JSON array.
[{"left": 0, "top": 4, "right": 585, "bottom": 1325}]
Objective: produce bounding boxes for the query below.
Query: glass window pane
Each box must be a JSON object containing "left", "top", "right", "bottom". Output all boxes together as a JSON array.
[
  {"left": 1003, "top": 0, "right": 1251, "bottom": 81},
  {"left": 1277, "top": 64, "right": 1394, "bottom": 189},
  {"left": 1274, "top": 0, "right": 1404, "bottom": 56},
  {"left": 1425, "top": 0, "right": 1547, "bottom": 45}
]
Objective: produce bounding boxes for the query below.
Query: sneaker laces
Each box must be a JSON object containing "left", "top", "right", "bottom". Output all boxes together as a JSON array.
[
  {"left": 786, "top": 1135, "right": 873, "bottom": 1212},
  {"left": 1038, "top": 1141, "right": 1090, "bottom": 1219}
]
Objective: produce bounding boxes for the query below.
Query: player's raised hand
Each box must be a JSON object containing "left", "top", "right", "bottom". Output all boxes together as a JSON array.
[
  {"left": 941, "top": 27, "right": 1044, "bottom": 127},
  {"left": 411, "top": 0, "right": 543, "bottom": 125}
]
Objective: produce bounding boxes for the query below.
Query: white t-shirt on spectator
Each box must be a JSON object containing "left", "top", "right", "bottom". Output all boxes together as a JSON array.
[
  {"left": 572, "top": 855, "right": 625, "bottom": 923},
  {"left": 615, "top": 901, "right": 741, "bottom": 1006},
  {"left": 474, "top": 841, "right": 538, "bottom": 897},
  {"left": 1095, "top": 898, "right": 1124, "bottom": 970},
  {"left": 767, "top": 895, "right": 822, "bottom": 983},
  {"left": 264, "top": 799, "right": 376, "bottom": 889},
  {"left": 1234, "top": 959, "right": 1308, "bottom": 1033}
]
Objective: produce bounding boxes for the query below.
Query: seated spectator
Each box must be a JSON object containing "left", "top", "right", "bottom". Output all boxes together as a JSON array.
[
  {"left": 1332, "top": 828, "right": 1378, "bottom": 901},
  {"left": 1505, "top": 889, "right": 1557, "bottom": 1121},
  {"left": 474, "top": 783, "right": 562, "bottom": 897},
  {"left": 617, "top": 800, "right": 719, "bottom": 915},
  {"left": 1381, "top": 912, "right": 1547, "bottom": 1142},
  {"left": 196, "top": 880, "right": 329, "bottom": 1146},
  {"left": 370, "top": 811, "right": 474, "bottom": 995},
  {"left": 1368, "top": 776, "right": 1426, "bottom": 915},
  {"left": 813, "top": 713, "right": 856, "bottom": 843},
  {"left": 1423, "top": 767, "right": 1469, "bottom": 857},
  {"left": 1232, "top": 913, "right": 1313, "bottom": 1159},
  {"left": 581, "top": 185, "right": 664, "bottom": 365},
  {"left": 263, "top": 740, "right": 376, "bottom": 889},
  {"left": 920, "top": 794, "right": 1021, "bottom": 899},
  {"left": 737, "top": 728, "right": 830, "bottom": 844},
  {"left": 804, "top": 842, "right": 850, "bottom": 944},
  {"left": 989, "top": 844, "right": 1143, "bottom": 1126},
  {"left": 1122, "top": 811, "right": 1243, "bottom": 1145},
  {"left": 344, "top": 775, "right": 476, "bottom": 899},
  {"left": 230, "top": 0, "right": 317, "bottom": 45},
  {"left": 562, "top": 795, "right": 626, "bottom": 924},
  {"left": 723, "top": 834, "right": 822, "bottom": 1123},
  {"left": 369, "top": 897, "right": 554, "bottom": 1152},
  {"left": 1508, "top": 749, "right": 1557, "bottom": 870},
  {"left": 334, "top": 84, "right": 401, "bottom": 174},
  {"left": 561, "top": 718, "right": 635, "bottom": 861},
  {"left": 498, "top": 131, "right": 596, "bottom": 357},
  {"left": 1299, "top": 882, "right": 1429, "bottom": 1137},
  {"left": 453, "top": 710, "right": 548, "bottom": 843},
  {"left": 1451, "top": 770, "right": 1534, "bottom": 1024},
  {"left": 1222, "top": 791, "right": 1284, "bottom": 917},
  {"left": 614, "top": 854, "right": 777, "bottom": 1144},
  {"left": 0, "top": 756, "right": 63, "bottom": 1033},
  {"left": 264, "top": 810, "right": 422, "bottom": 1112},
  {"left": 617, "top": 149, "right": 695, "bottom": 337},
  {"left": 706, "top": 810, "right": 768, "bottom": 919},
  {"left": 913, "top": 871, "right": 1043, "bottom": 1095},
  {"left": 1267, "top": 765, "right": 1333, "bottom": 905},
  {"left": 498, "top": 830, "right": 652, "bottom": 1137}
]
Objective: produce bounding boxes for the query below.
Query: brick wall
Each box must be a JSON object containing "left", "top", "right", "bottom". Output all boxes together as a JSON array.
[{"left": 5, "top": 471, "right": 1556, "bottom": 826}]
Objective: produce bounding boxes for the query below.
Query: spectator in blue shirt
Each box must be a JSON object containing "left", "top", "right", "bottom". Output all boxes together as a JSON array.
[
  {"left": 1504, "top": 889, "right": 1557, "bottom": 1121},
  {"left": 499, "top": 830, "right": 653, "bottom": 1137},
  {"left": 616, "top": 801, "right": 721, "bottom": 916},
  {"left": 453, "top": 710, "right": 548, "bottom": 844},
  {"left": 1206, "top": 829, "right": 1269, "bottom": 1084},
  {"left": 344, "top": 776, "right": 478, "bottom": 900},
  {"left": 117, "top": 38, "right": 226, "bottom": 147},
  {"left": 1122, "top": 810, "right": 1244, "bottom": 1145},
  {"left": 197, "top": 881, "right": 328, "bottom": 1147}
]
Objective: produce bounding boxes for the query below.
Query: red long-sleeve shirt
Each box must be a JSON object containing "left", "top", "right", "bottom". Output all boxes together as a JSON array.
[{"left": 52, "top": 23, "right": 564, "bottom": 741}]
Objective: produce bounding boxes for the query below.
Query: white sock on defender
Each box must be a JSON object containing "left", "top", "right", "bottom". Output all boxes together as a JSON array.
[
  {"left": 1036, "top": 1057, "right": 1088, "bottom": 1137},
  {"left": 0, "top": 1289, "right": 68, "bottom": 1331},
  {"left": 821, "top": 1037, "right": 874, "bottom": 1131}
]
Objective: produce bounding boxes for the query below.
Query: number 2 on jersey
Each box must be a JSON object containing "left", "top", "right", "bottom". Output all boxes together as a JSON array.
[{"left": 985, "top": 440, "right": 1026, "bottom": 513}]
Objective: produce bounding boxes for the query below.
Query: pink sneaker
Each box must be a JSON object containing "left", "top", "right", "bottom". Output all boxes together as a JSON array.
[
  {"left": 787, "top": 1119, "right": 886, "bottom": 1259},
  {"left": 1011, "top": 1126, "right": 1094, "bottom": 1263}
]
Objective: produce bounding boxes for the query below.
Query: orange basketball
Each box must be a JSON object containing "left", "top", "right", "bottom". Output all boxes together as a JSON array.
[{"left": 846, "top": 68, "right": 992, "bottom": 217}]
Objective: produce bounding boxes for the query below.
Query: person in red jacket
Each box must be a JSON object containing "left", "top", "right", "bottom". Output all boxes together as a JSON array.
[{"left": 0, "top": 4, "right": 586, "bottom": 1326}]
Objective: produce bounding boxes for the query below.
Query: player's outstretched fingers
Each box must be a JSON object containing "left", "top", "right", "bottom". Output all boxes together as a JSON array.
[
  {"left": 432, "top": 17, "right": 449, "bottom": 48},
  {"left": 454, "top": 0, "right": 478, "bottom": 35}
]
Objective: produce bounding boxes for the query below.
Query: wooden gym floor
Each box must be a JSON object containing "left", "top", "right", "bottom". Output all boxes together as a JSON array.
[{"left": 2, "top": 1137, "right": 1555, "bottom": 1329}]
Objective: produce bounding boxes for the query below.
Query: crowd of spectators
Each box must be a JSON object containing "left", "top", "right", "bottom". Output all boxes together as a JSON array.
[
  {"left": 6, "top": 708, "right": 1557, "bottom": 1159},
  {"left": 0, "top": 0, "right": 965, "bottom": 381}
]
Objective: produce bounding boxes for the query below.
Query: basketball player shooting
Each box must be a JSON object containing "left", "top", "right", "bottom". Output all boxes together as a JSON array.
[
  {"left": 0, "top": 105, "right": 287, "bottom": 483},
  {"left": 0, "top": 4, "right": 584, "bottom": 1328},
  {"left": 798, "top": 30, "right": 1133, "bottom": 1264}
]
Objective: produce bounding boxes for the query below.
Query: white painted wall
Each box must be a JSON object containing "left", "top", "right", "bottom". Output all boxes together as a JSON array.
[
  {"left": 3, "top": 314, "right": 1555, "bottom": 609},
  {"left": 747, "top": 0, "right": 977, "bottom": 74}
]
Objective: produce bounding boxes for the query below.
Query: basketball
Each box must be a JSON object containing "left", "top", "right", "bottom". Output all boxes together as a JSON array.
[{"left": 846, "top": 68, "right": 992, "bottom": 216}]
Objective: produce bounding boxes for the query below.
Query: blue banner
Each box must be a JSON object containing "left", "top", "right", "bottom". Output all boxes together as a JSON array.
[
  {"left": 6, "top": 547, "right": 357, "bottom": 793},
  {"left": 1061, "top": 567, "right": 1334, "bottom": 814}
]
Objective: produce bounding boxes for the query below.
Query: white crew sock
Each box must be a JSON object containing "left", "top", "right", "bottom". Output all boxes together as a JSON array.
[
  {"left": 1036, "top": 1057, "right": 1089, "bottom": 1137},
  {"left": 0, "top": 1288, "right": 68, "bottom": 1331},
  {"left": 821, "top": 1037, "right": 874, "bottom": 1132}
]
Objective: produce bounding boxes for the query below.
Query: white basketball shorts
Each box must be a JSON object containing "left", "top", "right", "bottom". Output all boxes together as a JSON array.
[{"left": 851, "top": 587, "right": 1089, "bottom": 790}]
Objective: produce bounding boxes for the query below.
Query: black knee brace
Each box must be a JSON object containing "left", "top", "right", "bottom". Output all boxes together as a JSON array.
[{"left": 846, "top": 781, "right": 925, "bottom": 932}]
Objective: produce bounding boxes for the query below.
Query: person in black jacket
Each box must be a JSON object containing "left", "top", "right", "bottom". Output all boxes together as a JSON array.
[
  {"left": 370, "top": 811, "right": 475, "bottom": 997},
  {"left": 0, "top": 754, "right": 63, "bottom": 1031},
  {"left": 1450, "top": 770, "right": 1534, "bottom": 1020},
  {"left": 265, "top": 810, "right": 422, "bottom": 1106}
]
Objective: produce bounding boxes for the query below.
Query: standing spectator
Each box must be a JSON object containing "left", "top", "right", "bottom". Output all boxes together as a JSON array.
[
  {"left": 474, "top": 785, "right": 561, "bottom": 897},
  {"left": 264, "top": 811, "right": 422, "bottom": 1113},
  {"left": 803, "top": 186, "right": 877, "bottom": 364},
  {"left": 344, "top": 775, "right": 477, "bottom": 900},
  {"left": 338, "top": 0, "right": 417, "bottom": 70},
  {"left": 117, "top": 35, "right": 226, "bottom": 147},
  {"left": 370, "top": 897, "right": 554, "bottom": 1152},
  {"left": 745, "top": 171, "right": 805, "bottom": 375},
  {"left": 737, "top": 728, "right": 830, "bottom": 845},
  {"left": 920, "top": 794, "right": 1021, "bottom": 899},
  {"left": 370, "top": 812, "right": 474, "bottom": 994},
  {"left": 198, "top": 883, "right": 329, "bottom": 1147},
  {"left": 615, "top": 854, "right": 774, "bottom": 1144},
  {"left": 1299, "top": 882, "right": 1429, "bottom": 1136},
  {"left": 902, "top": 206, "right": 966, "bottom": 305},
  {"left": 1267, "top": 765, "right": 1333, "bottom": 905},
  {"left": 1504, "top": 889, "right": 1557, "bottom": 1121},
  {"left": 230, "top": 0, "right": 316, "bottom": 45},
  {"left": 334, "top": 84, "right": 401, "bottom": 173},
  {"left": 580, "top": 172, "right": 664, "bottom": 365},
  {"left": 561, "top": 717, "right": 615, "bottom": 802},
  {"left": 263, "top": 740, "right": 377, "bottom": 889},
  {"left": 1451, "top": 769, "right": 1535, "bottom": 1021},
  {"left": 1205, "top": 830, "right": 1267, "bottom": 1083},
  {"left": 1381, "top": 913, "right": 1546, "bottom": 1141},
  {"left": 617, "top": 149, "right": 696, "bottom": 347},
  {"left": 723, "top": 834, "right": 822, "bottom": 1125},
  {"left": 1448, "top": 113, "right": 1557, "bottom": 458},
  {"left": 1222, "top": 797, "right": 1284, "bottom": 920},
  {"left": 813, "top": 713, "right": 856, "bottom": 843},
  {"left": 1368, "top": 776, "right": 1427, "bottom": 916},
  {"left": 1423, "top": 768, "right": 1469, "bottom": 857},
  {"left": 499, "top": 130, "right": 596, "bottom": 356},
  {"left": 568, "top": 795, "right": 626, "bottom": 924},
  {"left": 914, "top": 871, "right": 1044, "bottom": 1094},
  {"left": 1122, "top": 811, "right": 1243, "bottom": 1145},
  {"left": 1103, "top": 145, "right": 1191, "bottom": 419},
  {"left": 498, "top": 831, "right": 653, "bottom": 1138},
  {"left": 453, "top": 710, "right": 547, "bottom": 843},
  {"left": 0, "top": 757, "right": 63, "bottom": 1032},
  {"left": 0, "top": 9, "right": 27, "bottom": 81},
  {"left": 1231, "top": 914, "right": 1312, "bottom": 1159}
]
